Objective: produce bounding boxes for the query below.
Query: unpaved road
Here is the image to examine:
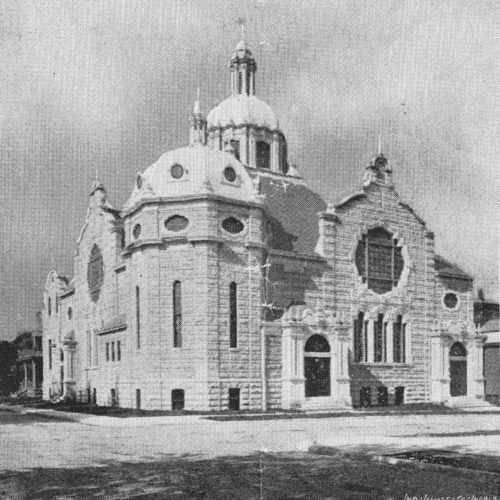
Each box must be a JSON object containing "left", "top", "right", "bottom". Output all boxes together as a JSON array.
[{"left": 0, "top": 410, "right": 499, "bottom": 471}]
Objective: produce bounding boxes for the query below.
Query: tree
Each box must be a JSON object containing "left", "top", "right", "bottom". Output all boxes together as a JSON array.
[{"left": 0, "top": 341, "right": 19, "bottom": 396}]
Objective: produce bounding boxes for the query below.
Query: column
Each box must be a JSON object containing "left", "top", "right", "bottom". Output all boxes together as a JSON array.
[
  {"left": 386, "top": 320, "right": 394, "bottom": 363},
  {"left": 335, "top": 325, "right": 352, "bottom": 407},
  {"left": 470, "top": 335, "right": 486, "bottom": 398},
  {"left": 281, "top": 324, "right": 305, "bottom": 409},
  {"left": 23, "top": 361, "right": 28, "bottom": 391},
  {"left": 32, "top": 359, "right": 36, "bottom": 389},
  {"left": 367, "top": 319, "right": 375, "bottom": 363}
]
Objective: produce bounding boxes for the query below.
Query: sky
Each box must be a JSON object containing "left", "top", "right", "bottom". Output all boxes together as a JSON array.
[{"left": 0, "top": 0, "right": 498, "bottom": 339}]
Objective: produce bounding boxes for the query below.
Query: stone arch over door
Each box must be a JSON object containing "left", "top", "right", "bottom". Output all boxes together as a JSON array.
[
  {"left": 449, "top": 342, "right": 467, "bottom": 397},
  {"left": 304, "top": 334, "right": 331, "bottom": 397}
]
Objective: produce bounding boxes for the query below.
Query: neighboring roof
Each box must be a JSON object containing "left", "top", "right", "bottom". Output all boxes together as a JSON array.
[
  {"left": 124, "top": 144, "right": 258, "bottom": 210},
  {"left": 207, "top": 94, "right": 279, "bottom": 131},
  {"left": 481, "top": 317, "right": 499, "bottom": 334},
  {"left": 434, "top": 255, "right": 472, "bottom": 280},
  {"left": 259, "top": 175, "right": 326, "bottom": 256}
]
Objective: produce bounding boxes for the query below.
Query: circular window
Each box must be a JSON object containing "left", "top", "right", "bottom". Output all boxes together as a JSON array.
[
  {"left": 165, "top": 215, "right": 189, "bottom": 232},
  {"left": 171, "top": 163, "right": 184, "bottom": 179},
  {"left": 136, "top": 174, "right": 143, "bottom": 189},
  {"left": 133, "top": 224, "right": 142, "bottom": 239},
  {"left": 67, "top": 307, "right": 73, "bottom": 320},
  {"left": 222, "top": 217, "right": 244, "bottom": 234},
  {"left": 444, "top": 292, "right": 458, "bottom": 309},
  {"left": 87, "top": 244, "right": 104, "bottom": 303},
  {"left": 224, "top": 166, "right": 237, "bottom": 182}
]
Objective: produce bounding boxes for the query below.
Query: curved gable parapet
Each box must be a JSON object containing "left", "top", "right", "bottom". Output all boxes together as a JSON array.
[{"left": 398, "top": 201, "right": 426, "bottom": 227}]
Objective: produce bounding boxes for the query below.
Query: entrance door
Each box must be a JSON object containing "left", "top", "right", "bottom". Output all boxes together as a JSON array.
[
  {"left": 304, "top": 335, "right": 331, "bottom": 398},
  {"left": 449, "top": 342, "right": 467, "bottom": 397},
  {"left": 305, "top": 357, "right": 331, "bottom": 397}
]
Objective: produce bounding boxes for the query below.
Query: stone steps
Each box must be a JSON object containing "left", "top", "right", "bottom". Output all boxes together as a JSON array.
[{"left": 446, "top": 397, "right": 498, "bottom": 409}]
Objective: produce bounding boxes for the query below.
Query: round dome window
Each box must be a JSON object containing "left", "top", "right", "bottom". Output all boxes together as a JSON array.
[
  {"left": 165, "top": 215, "right": 189, "bottom": 232},
  {"left": 136, "top": 174, "right": 143, "bottom": 189},
  {"left": 133, "top": 223, "right": 142, "bottom": 239},
  {"left": 444, "top": 292, "right": 458, "bottom": 309},
  {"left": 171, "top": 164, "right": 184, "bottom": 179},
  {"left": 224, "top": 166, "right": 237, "bottom": 182},
  {"left": 222, "top": 217, "right": 244, "bottom": 234}
]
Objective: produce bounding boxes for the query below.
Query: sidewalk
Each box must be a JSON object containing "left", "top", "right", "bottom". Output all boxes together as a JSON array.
[{"left": 1, "top": 402, "right": 499, "bottom": 427}]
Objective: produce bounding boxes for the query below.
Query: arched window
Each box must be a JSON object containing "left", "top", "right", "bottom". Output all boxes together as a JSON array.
[
  {"left": 280, "top": 141, "right": 288, "bottom": 174},
  {"left": 256, "top": 141, "right": 271, "bottom": 169},
  {"left": 393, "top": 315, "right": 406, "bottom": 363},
  {"left": 355, "top": 227, "right": 404, "bottom": 294},
  {"left": 374, "top": 314, "right": 385, "bottom": 362},
  {"left": 135, "top": 286, "right": 140, "bottom": 349},
  {"left": 229, "top": 282, "right": 237, "bottom": 348},
  {"left": 238, "top": 72, "right": 243, "bottom": 94},
  {"left": 87, "top": 244, "right": 104, "bottom": 302},
  {"left": 230, "top": 140, "right": 240, "bottom": 161},
  {"left": 450, "top": 342, "right": 466, "bottom": 357},
  {"left": 305, "top": 334, "right": 330, "bottom": 353},
  {"left": 48, "top": 297, "right": 51, "bottom": 316},
  {"left": 173, "top": 281, "right": 182, "bottom": 347}
]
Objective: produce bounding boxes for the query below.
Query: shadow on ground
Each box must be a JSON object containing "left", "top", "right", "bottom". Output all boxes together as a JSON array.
[{"left": 0, "top": 450, "right": 498, "bottom": 499}]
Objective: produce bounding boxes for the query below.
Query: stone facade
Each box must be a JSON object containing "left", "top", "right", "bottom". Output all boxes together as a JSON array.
[{"left": 42, "top": 40, "right": 485, "bottom": 411}]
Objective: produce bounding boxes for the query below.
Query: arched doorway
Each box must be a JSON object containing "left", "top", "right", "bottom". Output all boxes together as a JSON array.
[
  {"left": 304, "top": 335, "right": 331, "bottom": 397},
  {"left": 449, "top": 342, "right": 467, "bottom": 397}
]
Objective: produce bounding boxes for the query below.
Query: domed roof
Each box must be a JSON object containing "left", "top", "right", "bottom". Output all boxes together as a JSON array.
[
  {"left": 124, "top": 144, "right": 259, "bottom": 211},
  {"left": 207, "top": 94, "right": 279, "bottom": 131}
]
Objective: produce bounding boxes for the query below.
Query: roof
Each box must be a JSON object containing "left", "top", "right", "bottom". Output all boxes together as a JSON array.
[
  {"left": 434, "top": 255, "right": 472, "bottom": 280},
  {"left": 207, "top": 94, "right": 279, "bottom": 131},
  {"left": 259, "top": 175, "right": 326, "bottom": 256},
  {"left": 124, "top": 144, "right": 258, "bottom": 210},
  {"left": 481, "top": 317, "right": 499, "bottom": 334}
]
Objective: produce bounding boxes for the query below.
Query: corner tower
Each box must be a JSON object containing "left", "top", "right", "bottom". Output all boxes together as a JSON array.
[{"left": 207, "top": 40, "right": 290, "bottom": 175}]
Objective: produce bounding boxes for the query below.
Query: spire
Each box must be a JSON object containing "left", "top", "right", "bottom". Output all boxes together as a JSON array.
[{"left": 189, "top": 88, "right": 207, "bottom": 146}]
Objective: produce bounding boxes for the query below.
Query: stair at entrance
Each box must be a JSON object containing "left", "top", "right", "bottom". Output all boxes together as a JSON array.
[
  {"left": 301, "top": 397, "right": 351, "bottom": 411},
  {"left": 446, "top": 396, "right": 499, "bottom": 410}
]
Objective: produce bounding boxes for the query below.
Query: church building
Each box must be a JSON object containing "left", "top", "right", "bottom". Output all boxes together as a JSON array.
[{"left": 42, "top": 40, "right": 486, "bottom": 411}]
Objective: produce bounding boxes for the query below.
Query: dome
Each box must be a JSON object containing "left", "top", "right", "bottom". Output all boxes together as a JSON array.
[
  {"left": 124, "top": 144, "right": 258, "bottom": 210},
  {"left": 207, "top": 94, "right": 279, "bottom": 131}
]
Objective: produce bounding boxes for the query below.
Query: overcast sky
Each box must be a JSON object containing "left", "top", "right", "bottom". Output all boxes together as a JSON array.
[{"left": 0, "top": 0, "right": 498, "bottom": 339}]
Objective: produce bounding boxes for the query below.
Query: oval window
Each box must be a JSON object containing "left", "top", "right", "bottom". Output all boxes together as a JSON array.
[
  {"left": 444, "top": 292, "right": 458, "bottom": 309},
  {"left": 133, "top": 223, "right": 142, "bottom": 239},
  {"left": 136, "top": 174, "right": 143, "bottom": 189},
  {"left": 165, "top": 215, "right": 189, "bottom": 232},
  {"left": 222, "top": 217, "right": 244, "bottom": 234},
  {"left": 224, "top": 166, "right": 237, "bottom": 182},
  {"left": 171, "top": 163, "right": 184, "bottom": 179}
]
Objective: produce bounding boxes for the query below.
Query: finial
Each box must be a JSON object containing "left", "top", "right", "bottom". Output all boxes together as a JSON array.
[
  {"left": 237, "top": 17, "right": 246, "bottom": 39},
  {"left": 378, "top": 135, "right": 382, "bottom": 156},
  {"left": 193, "top": 87, "right": 201, "bottom": 115}
]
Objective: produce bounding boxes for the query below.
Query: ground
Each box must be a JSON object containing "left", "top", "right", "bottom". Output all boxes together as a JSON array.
[{"left": 0, "top": 408, "right": 498, "bottom": 498}]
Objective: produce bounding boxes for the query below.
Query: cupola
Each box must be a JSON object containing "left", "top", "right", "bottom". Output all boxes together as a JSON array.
[{"left": 206, "top": 40, "right": 290, "bottom": 175}]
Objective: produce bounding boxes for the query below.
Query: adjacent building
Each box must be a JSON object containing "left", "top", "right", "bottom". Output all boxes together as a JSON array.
[
  {"left": 14, "top": 329, "right": 43, "bottom": 398},
  {"left": 42, "top": 40, "right": 486, "bottom": 410}
]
